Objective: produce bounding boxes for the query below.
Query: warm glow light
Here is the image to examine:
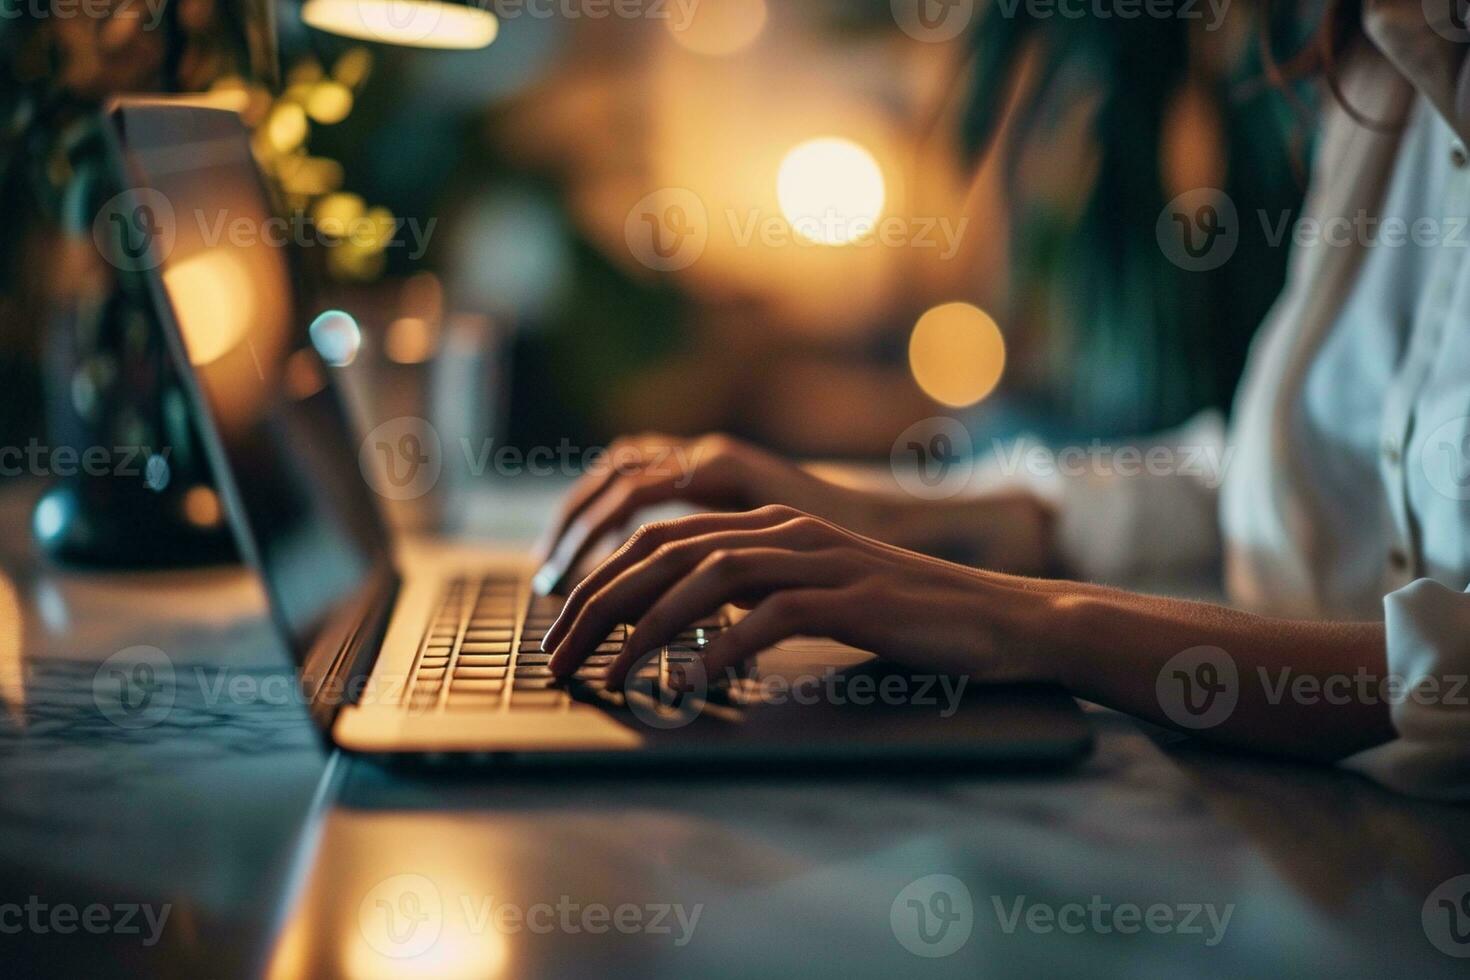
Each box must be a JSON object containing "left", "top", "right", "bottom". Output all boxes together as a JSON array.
[
  {"left": 266, "top": 102, "right": 309, "bottom": 154},
  {"left": 908, "top": 302, "right": 1006, "bottom": 407},
  {"left": 0, "top": 573, "right": 25, "bottom": 726},
  {"left": 306, "top": 80, "right": 354, "bottom": 124},
  {"left": 667, "top": 0, "right": 767, "bottom": 56},
  {"left": 302, "top": 0, "right": 499, "bottom": 50},
  {"left": 182, "top": 486, "right": 223, "bottom": 527},
  {"left": 386, "top": 317, "right": 439, "bottom": 364},
  {"left": 777, "top": 138, "right": 886, "bottom": 246},
  {"left": 163, "top": 250, "right": 257, "bottom": 366}
]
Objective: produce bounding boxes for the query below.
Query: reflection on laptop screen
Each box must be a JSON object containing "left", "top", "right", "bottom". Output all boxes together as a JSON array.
[{"left": 107, "top": 103, "right": 392, "bottom": 654}]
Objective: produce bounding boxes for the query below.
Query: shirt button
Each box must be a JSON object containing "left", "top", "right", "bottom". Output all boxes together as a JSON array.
[
  {"left": 1454, "top": 142, "right": 1469, "bottom": 168},
  {"left": 1389, "top": 548, "right": 1409, "bottom": 572},
  {"left": 1382, "top": 439, "right": 1401, "bottom": 465}
]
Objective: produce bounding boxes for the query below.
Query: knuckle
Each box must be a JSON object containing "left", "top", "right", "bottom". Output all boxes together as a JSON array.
[
  {"left": 701, "top": 548, "right": 737, "bottom": 574},
  {"left": 650, "top": 539, "right": 684, "bottom": 565}
]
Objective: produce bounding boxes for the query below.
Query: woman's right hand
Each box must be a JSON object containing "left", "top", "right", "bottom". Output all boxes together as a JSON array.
[{"left": 532, "top": 432, "right": 1055, "bottom": 595}]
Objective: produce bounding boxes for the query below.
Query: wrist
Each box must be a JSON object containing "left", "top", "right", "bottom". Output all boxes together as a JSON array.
[{"left": 1006, "top": 583, "right": 1097, "bottom": 689}]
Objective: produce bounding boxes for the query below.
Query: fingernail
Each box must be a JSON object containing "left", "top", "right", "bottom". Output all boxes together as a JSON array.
[{"left": 531, "top": 563, "right": 560, "bottom": 597}]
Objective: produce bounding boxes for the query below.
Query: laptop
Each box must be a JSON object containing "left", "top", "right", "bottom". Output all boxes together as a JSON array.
[{"left": 98, "top": 98, "right": 1092, "bottom": 767}]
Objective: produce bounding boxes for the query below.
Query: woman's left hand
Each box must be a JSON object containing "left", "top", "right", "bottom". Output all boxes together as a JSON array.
[{"left": 543, "top": 504, "right": 1064, "bottom": 688}]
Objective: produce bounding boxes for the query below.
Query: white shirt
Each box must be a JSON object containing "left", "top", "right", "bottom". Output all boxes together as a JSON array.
[{"left": 1013, "top": 19, "right": 1470, "bottom": 798}]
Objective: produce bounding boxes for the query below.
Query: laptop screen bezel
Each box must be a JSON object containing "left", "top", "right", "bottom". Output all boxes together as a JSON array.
[{"left": 98, "top": 97, "right": 401, "bottom": 723}]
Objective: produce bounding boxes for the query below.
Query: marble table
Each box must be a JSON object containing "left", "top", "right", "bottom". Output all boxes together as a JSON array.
[{"left": 0, "top": 480, "right": 1466, "bottom": 978}]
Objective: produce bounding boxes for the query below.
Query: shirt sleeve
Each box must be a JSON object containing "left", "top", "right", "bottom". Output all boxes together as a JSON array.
[
  {"left": 978, "top": 411, "right": 1226, "bottom": 585},
  {"left": 1340, "top": 578, "right": 1470, "bottom": 799}
]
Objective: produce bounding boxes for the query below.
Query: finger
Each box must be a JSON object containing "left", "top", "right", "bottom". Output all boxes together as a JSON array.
[
  {"left": 532, "top": 434, "right": 678, "bottom": 572},
  {"left": 698, "top": 588, "right": 852, "bottom": 678},
  {"left": 536, "top": 453, "right": 746, "bottom": 597},
  {"left": 547, "top": 519, "right": 841, "bottom": 677},
  {"left": 542, "top": 505, "right": 804, "bottom": 651},
  {"left": 602, "top": 550, "right": 861, "bottom": 687}
]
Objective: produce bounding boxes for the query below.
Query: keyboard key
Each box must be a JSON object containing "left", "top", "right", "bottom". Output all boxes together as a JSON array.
[
  {"left": 454, "top": 666, "right": 508, "bottom": 680},
  {"left": 516, "top": 653, "right": 551, "bottom": 665},
  {"left": 461, "top": 642, "right": 512, "bottom": 654},
  {"left": 510, "top": 691, "right": 565, "bottom": 708},
  {"left": 452, "top": 679, "right": 507, "bottom": 693},
  {"left": 457, "top": 654, "right": 510, "bottom": 668},
  {"left": 515, "top": 665, "right": 554, "bottom": 678},
  {"left": 583, "top": 655, "right": 615, "bottom": 666},
  {"left": 594, "top": 642, "right": 622, "bottom": 654},
  {"left": 513, "top": 677, "right": 558, "bottom": 690},
  {"left": 464, "top": 629, "right": 514, "bottom": 642}
]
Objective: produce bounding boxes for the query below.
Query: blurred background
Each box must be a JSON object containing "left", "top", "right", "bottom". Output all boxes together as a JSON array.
[{"left": 0, "top": 0, "right": 1315, "bottom": 538}]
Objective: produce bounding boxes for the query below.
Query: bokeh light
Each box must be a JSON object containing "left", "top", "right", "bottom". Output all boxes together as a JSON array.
[
  {"left": 667, "top": 0, "right": 768, "bottom": 57},
  {"left": 301, "top": 0, "right": 499, "bottom": 50},
  {"left": 908, "top": 302, "right": 1006, "bottom": 407},
  {"left": 777, "top": 138, "right": 886, "bottom": 246},
  {"left": 308, "top": 309, "right": 363, "bottom": 367}
]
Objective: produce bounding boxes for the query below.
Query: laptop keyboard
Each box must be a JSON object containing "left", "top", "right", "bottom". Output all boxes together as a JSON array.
[{"left": 403, "top": 575, "right": 726, "bottom": 713}]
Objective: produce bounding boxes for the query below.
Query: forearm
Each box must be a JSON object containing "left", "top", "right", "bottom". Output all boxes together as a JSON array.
[
  {"left": 848, "top": 492, "right": 1056, "bottom": 574},
  {"left": 1038, "top": 585, "right": 1395, "bottom": 761}
]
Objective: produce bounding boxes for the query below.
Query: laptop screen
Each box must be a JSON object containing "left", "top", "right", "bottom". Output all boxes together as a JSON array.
[{"left": 103, "top": 102, "right": 393, "bottom": 657}]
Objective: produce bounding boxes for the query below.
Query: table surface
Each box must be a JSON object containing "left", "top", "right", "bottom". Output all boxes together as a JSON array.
[{"left": 1, "top": 480, "right": 1467, "bottom": 979}]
